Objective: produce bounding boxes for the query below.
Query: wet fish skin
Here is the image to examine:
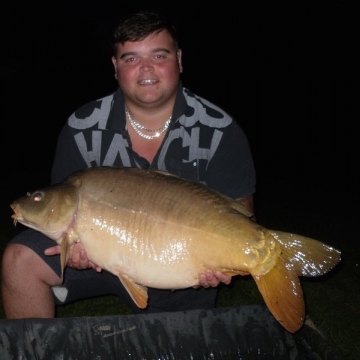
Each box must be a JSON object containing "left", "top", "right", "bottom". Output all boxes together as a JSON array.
[{"left": 10, "top": 166, "right": 341, "bottom": 333}]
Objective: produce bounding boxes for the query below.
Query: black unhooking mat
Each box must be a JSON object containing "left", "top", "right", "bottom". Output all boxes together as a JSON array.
[{"left": 0, "top": 305, "right": 342, "bottom": 360}]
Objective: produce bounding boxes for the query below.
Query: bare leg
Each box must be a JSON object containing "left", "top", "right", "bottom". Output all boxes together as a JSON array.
[{"left": 1, "top": 243, "right": 62, "bottom": 319}]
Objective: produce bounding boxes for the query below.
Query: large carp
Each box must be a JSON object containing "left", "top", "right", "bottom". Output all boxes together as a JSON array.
[{"left": 10, "top": 166, "right": 340, "bottom": 333}]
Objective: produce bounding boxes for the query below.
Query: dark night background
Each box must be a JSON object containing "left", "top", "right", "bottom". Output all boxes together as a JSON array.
[
  {"left": 0, "top": 2, "right": 359, "bottom": 357},
  {"left": 0, "top": 1, "right": 356, "bottom": 214}
]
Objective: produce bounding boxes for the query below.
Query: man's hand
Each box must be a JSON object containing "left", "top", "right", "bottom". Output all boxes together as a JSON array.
[
  {"left": 194, "top": 270, "right": 231, "bottom": 289},
  {"left": 44, "top": 242, "right": 102, "bottom": 272}
]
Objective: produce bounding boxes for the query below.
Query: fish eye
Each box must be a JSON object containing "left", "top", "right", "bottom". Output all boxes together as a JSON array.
[{"left": 32, "top": 191, "right": 45, "bottom": 202}]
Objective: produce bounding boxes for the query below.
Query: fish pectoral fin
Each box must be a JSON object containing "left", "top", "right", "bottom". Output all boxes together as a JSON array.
[
  {"left": 60, "top": 233, "right": 71, "bottom": 283},
  {"left": 118, "top": 274, "right": 148, "bottom": 309},
  {"left": 253, "top": 256, "right": 305, "bottom": 334}
]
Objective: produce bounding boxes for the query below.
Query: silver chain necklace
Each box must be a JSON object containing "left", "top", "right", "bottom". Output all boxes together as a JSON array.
[{"left": 125, "top": 105, "right": 171, "bottom": 140}]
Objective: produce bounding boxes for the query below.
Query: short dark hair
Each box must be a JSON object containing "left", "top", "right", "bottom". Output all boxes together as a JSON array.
[{"left": 112, "top": 11, "right": 179, "bottom": 55}]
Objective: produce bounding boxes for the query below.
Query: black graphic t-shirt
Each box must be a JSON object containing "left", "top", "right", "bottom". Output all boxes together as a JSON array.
[{"left": 51, "top": 83, "right": 256, "bottom": 199}]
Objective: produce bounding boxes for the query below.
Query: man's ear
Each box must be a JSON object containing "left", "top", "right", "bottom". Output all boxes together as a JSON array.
[
  {"left": 177, "top": 49, "right": 183, "bottom": 73},
  {"left": 111, "top": 56, "right": 118, "bottom": 79}
]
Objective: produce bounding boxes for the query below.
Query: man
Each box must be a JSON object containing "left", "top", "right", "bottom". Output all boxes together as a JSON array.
[{"left": 1, "top": 10, "right": 256, "bottom": 318}]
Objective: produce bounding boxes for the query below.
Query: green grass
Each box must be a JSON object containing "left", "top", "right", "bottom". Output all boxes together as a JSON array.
[{"left": 0, "top": 189, "right": 358, "bottom": 359}]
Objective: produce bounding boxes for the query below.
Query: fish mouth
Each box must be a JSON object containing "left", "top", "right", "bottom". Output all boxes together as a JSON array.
[{"left": 10, "top": 204, "right": 23, "bottom": 225}]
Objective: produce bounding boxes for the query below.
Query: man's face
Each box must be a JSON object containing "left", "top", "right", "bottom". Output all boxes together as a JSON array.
[{"left": 112, "top": 30, "right": 183, "bottom": 108}]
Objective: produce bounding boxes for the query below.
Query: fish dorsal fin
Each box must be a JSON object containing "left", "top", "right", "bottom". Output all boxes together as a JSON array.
[
  {"left": 228, "top": 198, "right": 253, "bottom": 217},
  {"left": 151, "top": 169, "right": 254, "bottom": 218},
  {"left": 117, "top": 274, "right": 148, "bottom": 309},
  {"left": 151, "top": 169, "right": 177, "bottom": 177}
]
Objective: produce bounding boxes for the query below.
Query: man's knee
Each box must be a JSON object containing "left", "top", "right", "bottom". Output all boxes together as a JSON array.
[
  {"left": 2, "top": 243, "right": 61, "bottom": 285},
  {"left": 2, "top": 243, "right": 32, "bottom": 270}
]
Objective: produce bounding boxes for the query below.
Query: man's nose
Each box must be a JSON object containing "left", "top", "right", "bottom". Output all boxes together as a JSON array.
[{"left": 140, "top": 58, "right": 153, "bottom": 71}]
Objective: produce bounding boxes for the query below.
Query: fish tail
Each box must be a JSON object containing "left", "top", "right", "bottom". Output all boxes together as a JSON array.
[
  {"left": 253, "top": 230, "right": 341, "bottom": 333},
  {"left": 271, "top": 230, "right": 341, "bottom": 277},
  {"left": 253, "top": 254, "right": 305, "bottom": 333}
]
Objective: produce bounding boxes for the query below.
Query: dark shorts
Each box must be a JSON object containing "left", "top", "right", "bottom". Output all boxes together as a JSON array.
[{"left": 8, "top": 229, "right": 218, "bottom": 313}]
